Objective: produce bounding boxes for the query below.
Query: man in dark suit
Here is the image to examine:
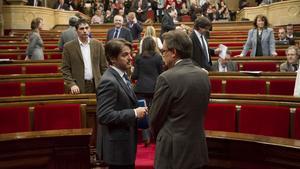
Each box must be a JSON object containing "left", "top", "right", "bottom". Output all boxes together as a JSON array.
[
  {"left": 96, "top": 39, "right": 148, "bottom": 169},
  {"left": 126, "top": 12, "right": 143, "bottom": 41},
  {"left": 160, "top": 7, "right": 176, "bottom": 41},
  {"left": 150, "top": 30, "right": 210, "bottom": 169},
  {"left": 107, "top": 15, "right": 133, "bottom": 43},
  {"left": 130, "top": 0, "right": 148, "bottom": 22},
  {"left": 190, "top": 17, "right": 220, "bottom": 71},
  {"left": 53, "top": 0, "right": 70, "bottom": 10},
  {"left": 61, "top": 19, "right": 107, "bottom": 94},
  {"left": 276, "top": 27, "right": 295, "bottom": 45}
]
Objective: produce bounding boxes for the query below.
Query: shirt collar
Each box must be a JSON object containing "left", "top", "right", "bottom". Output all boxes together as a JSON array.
[
  {"left": 78, "top": 37, "right": 90, "bottom": 46},
  {"left": 175, "top": 59, "right": 182, "bottom": 65},
  {"left": 111, "top": 65, "right": 126, "bottom": 78}
]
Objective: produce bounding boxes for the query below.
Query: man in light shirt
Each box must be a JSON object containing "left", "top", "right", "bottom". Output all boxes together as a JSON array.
[{"left": 61, "top": 19, "right": 107, "bottom": 94}]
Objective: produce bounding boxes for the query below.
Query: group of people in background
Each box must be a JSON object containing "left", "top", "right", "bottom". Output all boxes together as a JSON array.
[{"left": 22, "top": 1, "right": 299, "bottom": 167}]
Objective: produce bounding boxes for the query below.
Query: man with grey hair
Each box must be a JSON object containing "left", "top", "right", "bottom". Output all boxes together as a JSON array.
[
  {"left": 107, "top": 15, "right": 133, "bottom": 42},
  {"left": 280, "top": 46, "right": 299, "bottom": 72},
  {"left": 58, "top": 16, "right": 78, "bottom": 51},
  {"left": 150, "top": 30, "right": 210, "bottom": 169}
]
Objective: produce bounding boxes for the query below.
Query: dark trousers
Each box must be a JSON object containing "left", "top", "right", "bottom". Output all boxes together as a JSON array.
[
  {"left": 84, "top": 79, "right": 96, "bottom": 93},
  {"left": 109, "top": 165, "right": 135, "bottom": 169}
]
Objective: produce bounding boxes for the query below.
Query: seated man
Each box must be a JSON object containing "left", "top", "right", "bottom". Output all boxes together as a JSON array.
[
  {"left": 211, "top": 50, "right": 238, "bottom": 72},
  {"left": 276, "top": 27, "right": 295, "bottom": 45},
  {"left": 280, "top": 46, "right": 299, "bottom": 72}
]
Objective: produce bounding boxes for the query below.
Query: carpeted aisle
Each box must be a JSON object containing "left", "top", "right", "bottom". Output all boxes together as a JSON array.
[{"left": 135, "top": 143, "right": 155, "bottom": 169}]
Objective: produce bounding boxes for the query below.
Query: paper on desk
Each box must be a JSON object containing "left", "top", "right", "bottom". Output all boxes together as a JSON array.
[
  {"left": 219, "top": 44, "right": 228, "bottom": 59},
  {"left": 294, "top": 67, "right": 300, "bottom": 97}
]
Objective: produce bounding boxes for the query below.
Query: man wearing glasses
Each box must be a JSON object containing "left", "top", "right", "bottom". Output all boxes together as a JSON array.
[
  {"left": 150, "top": 30, "right": 210, "bottom": 169},
  {"left": 62, "top": 19, "right": 107, "bottom": 94}
]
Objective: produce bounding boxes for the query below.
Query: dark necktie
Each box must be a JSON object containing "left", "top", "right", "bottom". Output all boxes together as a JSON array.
[
  {"left": 123, "top": 74, "right": 132, "bottom": 90},
  {"left": 292, "top": 64, "right": 298, "bottom": 71},
  {"left": 113, "top": 29, "right": 119, "bottom": 39},
  {"left": 200, "top": 35, "right": 210, "bottom": 64}
]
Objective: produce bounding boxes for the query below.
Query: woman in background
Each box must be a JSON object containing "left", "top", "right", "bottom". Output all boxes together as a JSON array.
[
  {"left": 238, "top": 14, "right": 277, "bottom": 57},
  {"left": 132, "top": 37, "right": 164, "bottom": 146},
  {"left": 139, "top": 26, "right": 163, "bottom": 54},
  {"left": 26, "top": 17, "right": 44, "bottom": 60}
]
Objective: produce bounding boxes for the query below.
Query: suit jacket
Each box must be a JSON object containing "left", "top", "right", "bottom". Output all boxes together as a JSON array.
[
  {"left": 58, "top": 26, "right": 77, "bottom": 50},
  {"left": 61, "top": 38, "right": 107, "bottom": 93},
  {"left": 280, "top": 61, "right": 299, "bottom": 72},
  {"left": 190, "top": 30, "right": 215, "bottom": 70},
  {"left": 131, "top": 52, "right": 164, "bottom": 94},
  {"left": 150, "top": 59, "right": 210, "bottom": 169},
  {"left": 130, "top": 0, "right": 148, "bottom": 22},
  {"left": 53, "top": 2, "right": 69, "bottom": 10},
  {"left": 211, "top": 60, "right": 238, "bottom": 72},
  {"left": 160, "top": 13, "right": 175, "bottom": 38},
  {"left": 241, "top": 28, "right": 276, "bottom": 57},
  {"left": 107, "top": 27, "right": 133, "bottom": 42},
  {"left": 26, "top": 32, "right": 44, "bottom": 60},
  {"left": 126, "top": 21, "right": 143, "bottom": 40},
  {"left": 96, "top": 67, "right": 138, "bottom": 165}
]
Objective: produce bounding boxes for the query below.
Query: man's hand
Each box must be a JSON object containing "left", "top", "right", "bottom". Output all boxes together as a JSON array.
[
  {"left": 135, "top": 107, "right": 148, "bottom": 119},
  {"left": 70, "top": 85, "right": 80, "bottom": 95}
]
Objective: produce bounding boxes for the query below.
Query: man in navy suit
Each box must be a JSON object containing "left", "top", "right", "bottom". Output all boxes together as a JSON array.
[
  {"left": 107, "top": 15, "right": 133, "bottom": 42},
  {"left": 96, "top": 39, "right": 148, "bottom": 169}
]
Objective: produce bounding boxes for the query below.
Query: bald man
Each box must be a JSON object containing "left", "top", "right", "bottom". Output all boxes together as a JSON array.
[{"left": 107, "top": 15, "right": 133, "bottom": 42}]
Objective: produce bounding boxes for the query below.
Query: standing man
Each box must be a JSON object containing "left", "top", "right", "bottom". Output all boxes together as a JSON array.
[
  {"left": 126, "top": 12, "right": 143, "bottom": 41},
  {"left": 61, "top": 19, "right": 107, "bottom": 94},
  {"left": 96, "top": 39, "right": 148, "bottom": 169},
  {"left": 190, "top": 17, "right": 219, "bottom": 71},
  {"left": 130, "top": 0, "right": 148, "bottom": 22},
  {"left": 107, "top": 15, "right": 133, "bottom": 42},
  {"left": 160, "top": 7, "right": 176, "bottom": 41},
  {"left": 58, "top": 16, "right": 78, "bottom": 51},
  {"left": 150, "top": 30, "right": 210, "bottom": 169}
]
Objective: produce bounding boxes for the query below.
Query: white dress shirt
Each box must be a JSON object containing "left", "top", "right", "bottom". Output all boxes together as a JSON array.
[{"left": 78, "top": 38, "right": 93, "bottom": 80}]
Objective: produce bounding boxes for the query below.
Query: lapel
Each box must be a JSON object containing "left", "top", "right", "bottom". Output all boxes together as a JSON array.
[
  {"left": 75, "top": 39, "right": 84, "bottom": 64},
  {"left": 89, "top": 39, "right": 95, "bottom": 70},
  {"left": 252, "top": 29, "right": 257, "bottom": 46},
  {"left": 261, "top": 28, "right": 267, "bottom": 42},
  {"left": 109, "top": 67, "right": 137, "bottom": 103},
  {"left": 192, "top": 31, "right": 202, "bottom": 53}
]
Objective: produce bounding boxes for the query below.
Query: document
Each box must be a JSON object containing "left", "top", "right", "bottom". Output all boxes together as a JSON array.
[
  {"left": 219, "top": 44, "right": 228, "bottom": 59},
  {"left": 294, "top": 68, "right": 300, "bottom": 97}
]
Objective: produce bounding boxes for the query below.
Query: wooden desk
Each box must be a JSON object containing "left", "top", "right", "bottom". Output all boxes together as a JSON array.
[{"left": 0, "top": 128, "right": 92, "bottom": 169}]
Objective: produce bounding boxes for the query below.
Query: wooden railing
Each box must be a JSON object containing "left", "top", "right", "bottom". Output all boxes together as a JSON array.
[{"left": 0, "top": 128, "right": 92, "bottom": 169}]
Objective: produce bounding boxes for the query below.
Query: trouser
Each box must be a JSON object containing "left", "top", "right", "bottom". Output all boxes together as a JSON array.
[{"left": 84, "top": 79, "right": 96, "bottom": 93}]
